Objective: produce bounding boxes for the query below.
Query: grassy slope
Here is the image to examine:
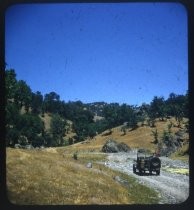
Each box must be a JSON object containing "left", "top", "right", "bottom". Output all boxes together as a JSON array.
[
  {"left": 40, "top": 114, "right": 188, "bottom": 157},
  {"left": 6, "top": 148, "right": 159, "bottom": 205},
  {"left": 67, "top": 117, "right": 189, "bottom": 156},
  {"left": 6, "top": 117, "right": 189, "bottom": 204}
]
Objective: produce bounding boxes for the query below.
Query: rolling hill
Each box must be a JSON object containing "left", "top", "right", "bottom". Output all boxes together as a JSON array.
[
  {"left": 64, "top": 117, "right": 189, "bottom": 157},
  {"left": 6, "top": 117, "right": 189, "bottom": 204}
]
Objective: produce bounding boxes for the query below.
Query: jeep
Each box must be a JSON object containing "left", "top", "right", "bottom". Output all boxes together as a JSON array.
[{"left": 133, "top": 150, "right": 161, "bottom": 175}]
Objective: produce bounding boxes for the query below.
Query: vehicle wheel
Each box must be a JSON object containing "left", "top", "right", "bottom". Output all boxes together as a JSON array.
[
  {"left": 133, "top": 165, "right": 136, "bottom": 173},
  {"left": 156, "top": 170, "right": 160, "bottom": 175},
  {"left": 149, "top": 170, "right": 152, "bottom": 175},
  {"left": 150, "top": 157, "right": 161, "bottom": 168}
]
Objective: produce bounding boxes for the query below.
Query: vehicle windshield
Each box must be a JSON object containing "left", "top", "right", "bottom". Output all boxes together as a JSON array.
[{"left": 137, "top": 150, "right": 153, "bottom": 158}]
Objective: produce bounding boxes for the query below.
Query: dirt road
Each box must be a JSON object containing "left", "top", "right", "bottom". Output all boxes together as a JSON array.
[{"left": 103, "top": 151, "right": 189, "bottom": 204}]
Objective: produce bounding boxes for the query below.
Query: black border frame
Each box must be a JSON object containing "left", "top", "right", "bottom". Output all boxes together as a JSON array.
[{"left": 0, "top": 0, "right": 193, "bottom": 209}]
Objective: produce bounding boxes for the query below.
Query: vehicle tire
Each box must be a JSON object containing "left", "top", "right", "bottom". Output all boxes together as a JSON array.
[
  {"left": 149, "top": 170, "right": 152, "bottom": 175},
  {"left": 156, "top": 170, "right": 160, "bottom": 175},
  {"left": 133, "top": 165, "right": 136, "bottom": 173},
  {"left": 150, "top": 157, "right": 161, "bottom": 168}
]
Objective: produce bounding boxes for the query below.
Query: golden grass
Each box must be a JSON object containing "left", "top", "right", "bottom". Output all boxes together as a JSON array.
[
  {"left": 6, "top": 117, "right": 188, "bottom": 205},
  {"left": 6, "top": 148, "right": 159, "bottom": 205},
  {"left": 68, "top": 117, "right": 189, "bottom": 154}
]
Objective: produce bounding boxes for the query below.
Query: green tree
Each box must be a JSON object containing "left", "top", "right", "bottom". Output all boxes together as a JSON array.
[
  {"left": 147, "top": 112, "right": 156, "bottom": 127},
  {"left": 42, "top": 131, "right": 53, "bottom": 147},
  {"left": 102, "top": 103, "right": 121, "bottom": 128},
  {"left": 32, "top": 136, "right": 45, "bottom": 147},
  {"left": 5, "top": 69, "right": 17, "bottom": 100},
  {"left": 5, "top": 102, "right": 21, "bottom": 146},
  {"left": 73, "top": 121, "right": 87, "bottom": 142},
  {"left": 43, "top": 92, "right": 61, "bottom": 113},
  {"left": 6, "top": 103, "right": 20, "bottom": 126},
  {"left": 50, "top": 114, "right": 66, "bottom": 146},
  {"left": 149, "top": 96, "right": 166, "bottom": 120},
  {"left": 31, "top": 91, "right": 43, "bottom": 114},
  {"left": 127, "top": 110, "right": 138, "bottom": 130},
  {"left": 6, "top": 127, "right": 20, "bottom": 146},
  {"left": 120, "top": 103, "right": 134, "bottom": 123},
  {"left": 16, "top": 113, "right": 44, "bottom": 144},
  {"left": 14, "top": 80, "right": 32, "bottom": 112},
  {"left": 71, "top": 105, "right": 95, "bottom": 141},
  {"left": 165, "top": 92, "right": 187, "bottom": 120},
  {"left": 161, "top": 129, "right": 173, "bottom": 147},
  {"left": 87, "top": 123, "right": 97, "bottom": 139},
  {"left": 92, "top": 119, "right": 109, "bottom": 134},
  {"left": 174, "top": 105, "right": 184, "bottom": 127}
]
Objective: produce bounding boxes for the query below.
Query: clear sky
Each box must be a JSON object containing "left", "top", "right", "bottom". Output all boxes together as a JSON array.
[{"left": 5, "top": 2, "right": 188, "bottom": 106}]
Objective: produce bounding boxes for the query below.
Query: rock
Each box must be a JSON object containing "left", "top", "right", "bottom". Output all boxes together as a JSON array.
[
  {"left": 102, "top": 139, "right": 119, "bottom": 153},
  {"left": 113, "top": 176, "right": 122, "bottom": 182},
  {"left": 117, "top": 142, "right": 131, "bottom": 152},
  {"left": 113, "top": 176, "right": 129, "bottom": 187},
  {"left": 86, "top": 162, "right": 92, "bottom": 168},
  {"left": 160, "top": 139, "right": 180, "bottom": 156},
  {"left": 159, "top": 129, "right": 189, "bottom": 157},
  {"left": 175, "top": 129, "right": 186, "bottom": 137},
  {"left": 101, "top": 130, "right": 112, "bottom": 136},
  {"left": 14, "top": 144, "right": 22, "bottom": 149},
  {"left": 14, "top": 144, "right": 34, "bottom": 150},
  {"left": 101, "top": 139, "right": 130, "bottom": 153},
  {"left": 175, "top": 130, "right": 188, "bottom": 143},
  {"left": 24, "top": 144, "right": 34, "bottom": 150}
]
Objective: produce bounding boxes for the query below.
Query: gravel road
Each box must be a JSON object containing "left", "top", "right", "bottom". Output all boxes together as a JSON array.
[{"left": 103, "top": 150, "right": 189, "bottom": 204}]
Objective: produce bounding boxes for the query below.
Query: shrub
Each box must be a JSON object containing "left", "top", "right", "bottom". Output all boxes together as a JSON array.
[
  {"left": 151, "top": 129, "right": 158, "bottom": 144},
  {"left": 6, "top": 127, "right": 20, "bottom": 146},
  {"left": 73, "top": 151, "right": 78, "bottom": 160},
  {"left": 18, "top": 135, "right": 28, "bottom": 146}
]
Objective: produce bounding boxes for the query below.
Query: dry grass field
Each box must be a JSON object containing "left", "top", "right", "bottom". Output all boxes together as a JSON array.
[
  {"left": 67, "top": 117, "right": 189, "bottom": 155},
  {"left": 6, "top": 117, "right": 188, "bottom": 205},
  {"left": 6, "top": 148, "right": 159, "bottom": 205}
]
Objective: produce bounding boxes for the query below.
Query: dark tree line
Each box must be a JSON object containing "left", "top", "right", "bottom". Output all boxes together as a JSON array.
[{"left": 5, "top": 69, "right": 188, "bottom": 148}]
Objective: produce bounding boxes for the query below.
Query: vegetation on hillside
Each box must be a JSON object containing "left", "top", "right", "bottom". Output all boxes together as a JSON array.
[
  {"left": 5, "top": 68, "right": 189, "bottom": 205},
  {"left": 5, "top": 69, "right": 189, "bottom": 148}
]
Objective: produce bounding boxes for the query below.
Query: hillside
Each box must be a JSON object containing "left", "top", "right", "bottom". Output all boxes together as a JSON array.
[
  {"left": 5, "top": 69, "right": 189, "bottom": 204},
  {"left": 6, "top": 148, "right": 159, "bottom": 205},
  {"left": 6, "top": 69, "right": 188, "bottom": 150},
  {"left": 6, "top": 117, "right": 189, "bottom": 204},
  {"left": 38, "top": 112, "right": 188, "bottom": 153},
  {"left": 64, "top": 117, "right": 189, "bottom": 159}
]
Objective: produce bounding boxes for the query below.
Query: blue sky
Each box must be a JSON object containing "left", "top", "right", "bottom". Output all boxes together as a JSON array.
[{"left": 5, "top": 2, "right": 188, "bottom": 106}]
